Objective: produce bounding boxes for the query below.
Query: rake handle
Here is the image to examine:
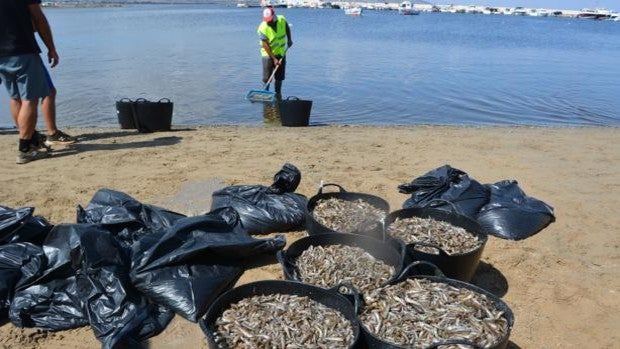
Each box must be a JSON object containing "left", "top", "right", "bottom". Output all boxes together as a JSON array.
[
  {"left": 263, "top": 61, "right": 281, "bottom": 89},
  {"left": 262, "top": 47, "right": 289, "bottom": 89}
]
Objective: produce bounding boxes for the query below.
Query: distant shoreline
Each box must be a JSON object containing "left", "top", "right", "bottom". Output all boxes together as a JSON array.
[{"left": 42, "top": 2, "right": 618, "bottom": 19}]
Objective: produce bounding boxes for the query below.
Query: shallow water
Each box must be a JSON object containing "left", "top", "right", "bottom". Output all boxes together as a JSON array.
[{"left": 1, "top": 5, "right": 619, "bottom": 127}]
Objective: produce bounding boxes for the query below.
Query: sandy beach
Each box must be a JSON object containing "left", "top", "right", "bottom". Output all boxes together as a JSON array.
[{"left": 0, "top": 125, "right": 618, "bottom": 349}]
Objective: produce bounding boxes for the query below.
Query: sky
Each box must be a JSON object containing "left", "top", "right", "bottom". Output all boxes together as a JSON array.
[{"left": 445, "top": 1, "right": 616, "bottom": 11}]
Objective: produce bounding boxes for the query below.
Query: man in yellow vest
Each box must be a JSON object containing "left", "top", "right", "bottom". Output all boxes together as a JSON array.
[{"left": 257, "top": 6, "right": 292, "bottom": 99}]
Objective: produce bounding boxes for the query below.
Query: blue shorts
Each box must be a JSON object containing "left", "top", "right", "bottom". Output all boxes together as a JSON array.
[{"left": 0, "top": 54, "right": 52, "bottom": 100}]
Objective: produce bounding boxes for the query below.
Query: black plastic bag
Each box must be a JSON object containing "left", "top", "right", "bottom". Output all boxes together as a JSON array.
[
  {"left": 77, "top": 188, "right": 186, "bottom": 249},
  {"left": 10, "top": 224, "right": 174, "bottom": 348},
  {"left": 10, "top": 225, "right": 88, "bottom": 330},
  {"left": 0, "top": 206, "right": 52, "bottom": 245},
  {"left": 399, "top": 165, "right": 490, "bottom": 220},
  {"left": 0, "top": 243, "right": 44, "bottom": 324},
  {"left": 477, "top": 180, "right": 555, "bottom": 240},
  {"left": 211, "top": 163, "right": 307, "bottom": 234},
  {"left": 70, "top": 224, "right": 173, "bottom": 349},
  {"left": 130, "top": 207, "right": 286, "bottom": 322}
]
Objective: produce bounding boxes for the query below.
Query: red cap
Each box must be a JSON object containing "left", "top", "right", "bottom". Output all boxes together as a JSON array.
[{"left": 263, "top": 7, "right": 274, "bottom": 22}]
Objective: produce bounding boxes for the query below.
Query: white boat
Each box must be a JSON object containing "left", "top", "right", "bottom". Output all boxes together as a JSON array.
[
  {"left": 578, "top": 8, "right": 612, "bottom": 20},
  {"left": 513, "top": 7, "right": 528, "bottom": 16},
  {"left": 344, "top": 6, "right": 362, "bottom": 16},
  {"left": 398, "top": 1, "right": 420, "bottom": 15}
]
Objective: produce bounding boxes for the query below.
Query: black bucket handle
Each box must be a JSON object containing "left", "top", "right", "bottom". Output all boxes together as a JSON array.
[
  {"left": 392, "top": 238, "right": 409, "bottom": 274},
  {"left": 317, "top": 183, "right": 347, "bottom": 195},
  {"left": 397, "top": 261, "right": 446, "bottom": 281},
  {"left": 130, "top": 99, "right": 148, "bottom": 133},
  {"left": 426, "top": 198, "right": 464, "bottom": 216},
  {"left": 276, "top": 250, "right": 297, "bottom": 280},
  {"left": 118, "top": 97, "right": 133, "bottom": 103},
  {"left": 329, "top": 282, "right": 362, "bottom": 315},
  {"left": 407, "top": 241, "right": 450, "bottom": 257},
  {"left": 426, "top": 339, "right": 482, "bottom": 349},
  {"left": 285, "top": 96, "right": 300, "bottom": 101},
  {"left": 157, "top": 98, "right": 171, "bottom": 103}
]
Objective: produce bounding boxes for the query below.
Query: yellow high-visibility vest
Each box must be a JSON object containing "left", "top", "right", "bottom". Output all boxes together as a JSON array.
[{"left": 257, "top": 15, "right": 287, "bottom": 57}]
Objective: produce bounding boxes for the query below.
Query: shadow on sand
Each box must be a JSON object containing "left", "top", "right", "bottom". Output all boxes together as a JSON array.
[
  {"left": 78, "top": 128, "right": 195, "bottom": 142},
  {"left": 470, "top": 261, "right": 509, "bottom": 298},
  {"left": 48, "top": 136, "right": 182, "bottom": 159}
]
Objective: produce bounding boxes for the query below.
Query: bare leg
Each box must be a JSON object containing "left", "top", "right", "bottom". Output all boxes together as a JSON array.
[
  {"left": 41, "top": 87, "right": 57, "bottom": 135},
  {"left": 10, "top": 98, "right": 22, "bottom": 127},
  {"left": 17, "top": 99, "right": 39, "bottom": 140}
]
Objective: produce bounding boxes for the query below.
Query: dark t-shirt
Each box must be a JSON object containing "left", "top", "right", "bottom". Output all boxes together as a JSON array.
[{"left": 0, "top": 0, "right": 42, "bottom": 57}]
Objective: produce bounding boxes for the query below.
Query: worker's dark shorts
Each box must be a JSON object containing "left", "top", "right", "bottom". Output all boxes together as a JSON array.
[
  {"left": 0, "top": 54, "right": 51, "bottom": 100},
  {"left": 262, "top": 55, "right": 286, "bottom": 83}
]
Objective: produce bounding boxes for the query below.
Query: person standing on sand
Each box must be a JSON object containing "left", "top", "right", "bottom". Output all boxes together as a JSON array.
[
  {"left": 0, "top": 0, "right": 74, "bottom": 164},
  {"left": 257, "top": 6, "right": 293, "bottom": 99},
  {"left": 9, "top": 17, "right": 77, "bottom": 148}
]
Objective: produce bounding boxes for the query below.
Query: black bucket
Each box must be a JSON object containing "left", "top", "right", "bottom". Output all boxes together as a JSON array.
[
  {"left": 306, "top": 183, "right": 390, "bottom": 239},
  {"left": 134, "top": 98, "right": 173, "bottom": 132},
  {"left": 115, "top": 98, "right": 136, "bottom": 129},
  {"left": 278, "top": 96, "right": 312, "bottom": 127},
  {"left": 384, "top": 207, "right": 488, "bottom": 282},
  {"left": 199, "top": 280, "right": 362, "bottom": 349},
  {"left": 360, "top": 261, "right": 514, "bottom": 349},
  {"left": 277, "top": 233, "right": 406, "bottom": 287}
]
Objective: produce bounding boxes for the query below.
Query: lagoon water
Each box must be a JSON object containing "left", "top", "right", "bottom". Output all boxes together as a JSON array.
[{"left": 1, "top": 4, "right": 619, "bottom": 127}]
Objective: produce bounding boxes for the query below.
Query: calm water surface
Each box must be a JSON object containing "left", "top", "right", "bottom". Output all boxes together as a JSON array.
[{"left": 1, "top": 5, "right": 619, "bottom": 127}]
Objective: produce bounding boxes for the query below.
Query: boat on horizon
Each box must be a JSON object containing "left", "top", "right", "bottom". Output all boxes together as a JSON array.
[
  {"left": 398, "top": 1, "right": 420, "bottom": 15},
  {"left": 344, "top": 6, "right": 362, "bottom": 16},
  {"left": 577, "top": 8, "right": 612, "bottom": 20}
]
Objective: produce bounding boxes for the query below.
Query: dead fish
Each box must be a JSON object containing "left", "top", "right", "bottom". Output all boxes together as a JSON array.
[
  {"left": 296, "top": 244, "right": 395, "bottom": 293},
  {"left": 312, "top": 198, "right": 386, "bottom": 234},
  {"left": 387, "top": 217, "right": 483, "bottom": 255},
  {"left": 214, "top": 293, "right": 355, "bottom": 349},
  {"left": 360, "top": 279, "right": 509, "bottom": 349}
]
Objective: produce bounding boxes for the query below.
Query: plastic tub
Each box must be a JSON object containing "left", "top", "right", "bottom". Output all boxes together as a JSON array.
[
  {"left": 277, "top": 233, "right": 406, "bottom": 287},
  {"left": 134, "top": 98, "right": 173, "bottom": 132},
  {"left": 384, "top": 207, "right": 488, "bottom": 282},
  {"left": 199, "top": 280, "right": 362, "bottom": 348},
  {"left": 278, "top": 96, "right": 312, "bottom": 127},
  {"left": 306, "top": 183, "right": 390, "bottom": 239},
  {"left": 115, "top": 98, "right": 136, "bottom": 129},
  {"left": 360, "top": 262, "right": 514, "bottom": 349}
]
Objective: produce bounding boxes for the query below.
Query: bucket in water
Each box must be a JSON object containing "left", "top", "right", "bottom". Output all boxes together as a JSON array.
[
  {"left": 115, "top": 98, "right": 136, "bottom": 129},
  {"left": 134, "top": 98, "right": 174, "bottom": 132},
  {"left": 278, "top": 96, "right": 312, "bottom": 127}
]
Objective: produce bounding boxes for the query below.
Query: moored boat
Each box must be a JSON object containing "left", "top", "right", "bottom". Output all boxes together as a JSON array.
[
  {"left": 578, "top": 8, "right": 612, "bottom": 20},
  {"left": 344, "top": 6, "right": 362, "bottom": 16},
  {"left": 398, "top": 1, "right": 420, "bottom": 15}
]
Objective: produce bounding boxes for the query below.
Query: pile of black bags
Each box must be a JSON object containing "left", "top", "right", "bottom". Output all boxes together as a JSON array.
[
  {"left": 399, "top": 164, "right": 555, "bottom": 240},
  {"left": 0, "top": 163, "right": 307, "bottom": 349}
]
